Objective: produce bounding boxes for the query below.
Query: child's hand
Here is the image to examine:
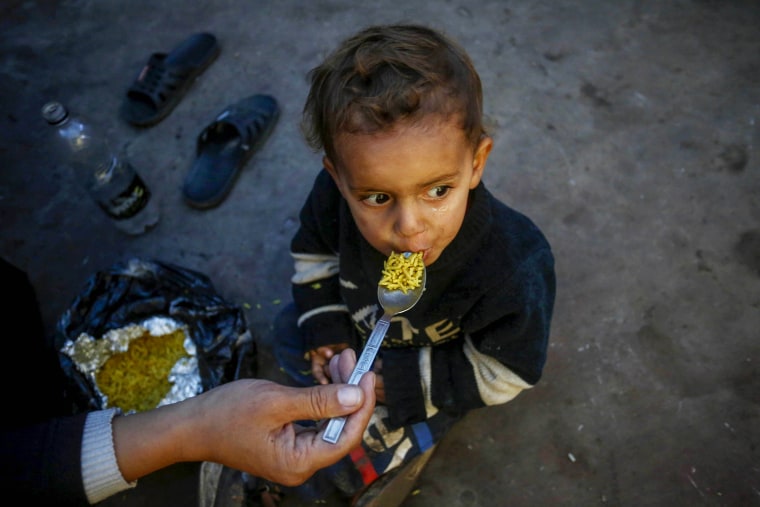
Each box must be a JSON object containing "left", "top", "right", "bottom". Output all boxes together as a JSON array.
[
  {"left": 309, "top": 344, "right": 350, "bottom": 384},
  {"left": 373, "top": 358, "right": 385, "bottom": 404}
]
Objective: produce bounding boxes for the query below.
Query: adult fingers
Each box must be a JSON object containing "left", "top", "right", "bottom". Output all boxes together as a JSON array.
[
  {"left": 329, "top": 348, "right": 357, "bottom": 383},
  {"left": 330, "top": 370, "right": 375, "bottom": 443}
]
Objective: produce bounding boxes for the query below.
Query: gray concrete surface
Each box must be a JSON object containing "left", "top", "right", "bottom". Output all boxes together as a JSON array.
[{"left": 1, "top": 0, "right": 759, "bottom": 506}]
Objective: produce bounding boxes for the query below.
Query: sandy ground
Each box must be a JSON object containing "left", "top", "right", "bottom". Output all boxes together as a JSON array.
[{"left": 1, "top": 1, "right": 758, "bottom": 506}]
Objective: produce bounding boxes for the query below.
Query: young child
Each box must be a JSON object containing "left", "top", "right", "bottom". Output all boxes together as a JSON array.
[{"left": 271, "top": 23, "right": 556, "bottom": 504}]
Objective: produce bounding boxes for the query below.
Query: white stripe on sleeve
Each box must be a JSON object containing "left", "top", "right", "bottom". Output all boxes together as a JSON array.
[
  {"left": 291, "top": 252, "right": 339, "bottom": 284},
  {"left": 463, "top": 335, "right": 532, "bottom": 405}
]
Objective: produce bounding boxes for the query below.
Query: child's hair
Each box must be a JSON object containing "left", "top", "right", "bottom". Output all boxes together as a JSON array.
[{"left": 301, "top": 24, "right": 485, "bottom": 161}]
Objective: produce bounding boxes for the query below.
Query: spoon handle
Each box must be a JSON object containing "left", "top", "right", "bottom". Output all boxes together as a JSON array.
[{"left": 322, "top": 312, "right": 392, "bottom": 444}]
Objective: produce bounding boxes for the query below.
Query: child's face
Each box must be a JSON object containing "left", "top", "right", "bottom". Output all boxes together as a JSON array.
[{"left": 324, "top": 118, "right": 493, "bottom": 266}]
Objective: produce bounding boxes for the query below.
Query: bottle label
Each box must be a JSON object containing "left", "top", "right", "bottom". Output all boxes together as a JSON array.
[{"left": 98, "top": 173, "right": 152, "bottom": 220}]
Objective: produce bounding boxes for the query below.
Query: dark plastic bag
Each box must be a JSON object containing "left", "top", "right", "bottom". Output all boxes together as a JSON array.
[{"left": 55, "top": 258, "right": 256, "bottom": 414}]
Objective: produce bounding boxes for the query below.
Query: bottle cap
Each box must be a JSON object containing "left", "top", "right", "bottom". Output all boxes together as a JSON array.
[{"left": 42, "top": 102, "right": 68, "bottom": 125}]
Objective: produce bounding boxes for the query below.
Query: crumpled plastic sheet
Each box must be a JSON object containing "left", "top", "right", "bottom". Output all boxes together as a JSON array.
[{"left": 55, "top": 258, "right": 256, "bottom": 413}]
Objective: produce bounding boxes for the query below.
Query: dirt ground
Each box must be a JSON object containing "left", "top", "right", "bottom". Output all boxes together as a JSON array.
[{"left": 1, "top": 1, "right": 758, "bottom": 506}]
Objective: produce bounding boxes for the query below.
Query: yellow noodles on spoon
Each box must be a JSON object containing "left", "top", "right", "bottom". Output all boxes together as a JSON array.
[{"left": 378, "top": 251, "right": 424, "bottom": 294}]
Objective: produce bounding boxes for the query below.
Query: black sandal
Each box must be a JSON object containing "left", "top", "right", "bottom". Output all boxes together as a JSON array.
[
  {"left": 120, "top": 32, "right": 220, "bottom": 127},
  {"left": 182, "top": 94, "right": 280, "bottom": 209}
]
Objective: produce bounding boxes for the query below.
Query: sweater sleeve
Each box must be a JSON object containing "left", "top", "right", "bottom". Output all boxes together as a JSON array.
[
  {"left": 82, "top": 408, "right": 136, "bottom": 503},
  {"left": 433, "top": 248, "right": 556, "bottom": 414},
  {"left": 290, "top": 170, "right": 356, "bottom": 350}
]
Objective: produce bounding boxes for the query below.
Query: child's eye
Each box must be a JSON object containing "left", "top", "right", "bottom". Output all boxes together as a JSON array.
[
  {"left": 363, "top": 193, "right": 391, "bottom": 206},
  {"left": 427, "top": 186, "right": 451, "bottom": 198}
]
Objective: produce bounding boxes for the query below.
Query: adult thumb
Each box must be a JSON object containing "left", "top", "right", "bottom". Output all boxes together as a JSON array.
[{"left": 287, "top": 382, "right": 366, "bottom": 422}]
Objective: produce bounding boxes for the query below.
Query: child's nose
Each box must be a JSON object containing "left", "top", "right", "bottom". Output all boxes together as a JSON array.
[{"left": 395, "top": 203, "right": 425, "bottom": 237}]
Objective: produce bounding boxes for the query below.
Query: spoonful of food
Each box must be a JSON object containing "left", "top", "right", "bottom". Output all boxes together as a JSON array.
[{"left": 322, "top": 251, "right": 426, "bottom": 444}]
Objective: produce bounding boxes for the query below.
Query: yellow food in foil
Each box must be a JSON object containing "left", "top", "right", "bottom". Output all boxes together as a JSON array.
[
  {"left": 378, "top": 251, "right": 424, "bottom": 293},
  {"left": 95, "top": 329, "right": 187, "bottom": 413}
]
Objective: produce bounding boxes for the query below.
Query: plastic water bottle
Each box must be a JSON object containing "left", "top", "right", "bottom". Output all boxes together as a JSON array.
[{"left": 41, "top": 101, "right": 160, "bottom": 235}]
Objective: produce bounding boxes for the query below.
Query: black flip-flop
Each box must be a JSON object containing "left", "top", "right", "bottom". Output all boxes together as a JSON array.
[
  {"left": 120, "top": 32, "right": 220, "bottom": 127},
  {"left": 182, "top": 94, "right": 280, "bottom": 209}
]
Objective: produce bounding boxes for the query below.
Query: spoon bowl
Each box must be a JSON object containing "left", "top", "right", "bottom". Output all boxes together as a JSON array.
[{"left": 377, "top": 265, "right": 427, "bottom": 315}]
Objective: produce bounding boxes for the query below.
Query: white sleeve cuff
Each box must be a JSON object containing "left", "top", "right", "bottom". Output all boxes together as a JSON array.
[{"left": 81, "top": 408, "right": 137, "bottom": 504}]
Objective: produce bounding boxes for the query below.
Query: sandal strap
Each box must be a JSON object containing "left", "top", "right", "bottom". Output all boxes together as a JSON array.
[
  {"left": 126, "top": 53, "right": 195, "bottom": 106},
  {"left": 198, "top": 103, "right": 277, "bottom": 153}
]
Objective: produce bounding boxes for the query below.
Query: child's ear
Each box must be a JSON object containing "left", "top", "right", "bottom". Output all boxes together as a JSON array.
[
  {"left": 469, "top": 135, "right": 493, "bottom": 189},
  {"left": 323, "top": 156, "right": 354, "bottom": 201},
  {"left": 323, "top": 155, "right": 339, "bottom": 182}
]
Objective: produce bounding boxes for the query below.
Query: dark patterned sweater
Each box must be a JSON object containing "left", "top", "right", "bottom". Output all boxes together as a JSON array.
[{"left": 290, "top": 169, "right": 556, "bottom": 428}]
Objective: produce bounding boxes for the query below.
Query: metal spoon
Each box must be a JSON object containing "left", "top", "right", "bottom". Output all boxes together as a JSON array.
[{"left": 322, "top": 252, "right": 427, "bottom": 444}]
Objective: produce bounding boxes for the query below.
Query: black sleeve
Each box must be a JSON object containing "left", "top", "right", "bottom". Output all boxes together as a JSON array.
[
  {"left": 0, "top": 258, "right": 88, "bottom": 503},
  {"left": 0, "top": 413, "right": 90, "bottom": 505},
  {"left": 1, "top": 257, "right": 69, "bottom": 428}
]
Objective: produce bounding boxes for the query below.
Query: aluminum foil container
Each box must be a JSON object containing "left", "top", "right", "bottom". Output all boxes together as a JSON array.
[{"left": 60, "top": 315, "right": 201, "bottom": 413}]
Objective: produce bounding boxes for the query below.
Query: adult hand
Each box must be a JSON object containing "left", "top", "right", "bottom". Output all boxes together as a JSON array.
[{"left": 112, "top": 348, "right": 375, "bottom": 486}]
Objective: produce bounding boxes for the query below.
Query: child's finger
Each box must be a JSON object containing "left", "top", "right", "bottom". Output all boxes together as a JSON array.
[{"left": 310, "top": 354, "right": 330, "bottom": 384}]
